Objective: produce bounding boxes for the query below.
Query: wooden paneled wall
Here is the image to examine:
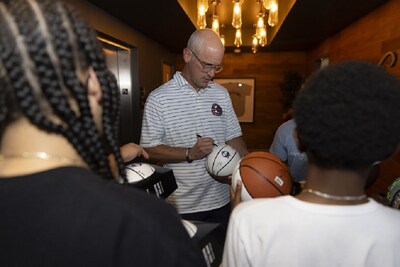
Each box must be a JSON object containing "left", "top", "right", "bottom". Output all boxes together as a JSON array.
[
  {"left": 216, "top": 52, "right": 307, "bottom": 150},
  {"left": 177, "top": 52, "right": 307, "bottom": 150},
  {"left": 308, "top": 0, "right": 400, "bottom": 75},
  {"left": 307, "top": 0, "right": 400, "bottom": 196}
]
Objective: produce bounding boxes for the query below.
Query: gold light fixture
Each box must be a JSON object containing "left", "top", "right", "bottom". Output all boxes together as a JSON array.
[
  {"left": 259, "top": 25, "right": 267, "bottom": 46},
  {"left": 220, "top": 34, "right": 225, "bottom": 46},
  {"left": 256, "top": 16, "right": 265, "bottom": 38},
  {"left": 251, "top": 0, "right": 267, "bottom": 53},
  {"left": 197, "top": 0, "right": 209, "bottom": 29},
  {"left": 255, "top": 0, "right": 265, "bottom": 39},
  {"left": 252, "top": 34, "right": 258, "bottom": 53},
  {"left": 234, "top": 28, "right": 242, "bottom": 47},
  {"left": 251, "top": 0, "right": 277, "bottom": 52},
  {"left": 195, "top": 0, "right": 279, "bottom": 49},
  {"left": 266, "top": 0, "right": 278, "bottom": 27},
  {"left": 211, "top": 0, "right": 220, "bottom": 36},
  {"left": 232, "top": 0, "right": 243, "bottom": 29},
  {"left": 263, "top": 0, "right": 273, "bottom": 10},
  {"left": 211, "top": 15, "right": 220, "bottom": 35}
]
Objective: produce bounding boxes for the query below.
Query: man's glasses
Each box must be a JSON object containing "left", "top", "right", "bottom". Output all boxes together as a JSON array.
[{"left": 189, "top": 49, "right": 224, "bottom": 73}]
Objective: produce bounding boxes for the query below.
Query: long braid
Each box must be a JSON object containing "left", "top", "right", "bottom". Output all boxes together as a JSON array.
[
  {"left": 0, "top": 0, "right": 57, "bottom": 132},
  {"left": 40, "top": 0, "right": 106, "bottom": 173},
  {"left": 52, "top": 0, "right": 125, "bottom": 179},
  {"left": 8, "top": 0, "right": 97, "bottom": 170},
  {"left": 0, "top": 0, "right": 125, "bottom": 180},
  {"left": 64, "top": 3, "right": 126, "bottom": 181}
]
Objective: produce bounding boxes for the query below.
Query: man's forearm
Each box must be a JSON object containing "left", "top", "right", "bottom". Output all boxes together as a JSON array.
[
  {"left": 226, "top": 136, "right": 249, "bottom": 157},
  {"left": 144, "top": 145, "right": 188, "bottom": 163}
]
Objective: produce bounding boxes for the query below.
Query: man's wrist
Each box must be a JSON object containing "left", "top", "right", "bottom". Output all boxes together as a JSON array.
[{"left": 186, "top": 147, "right": 193, "bottom": 163}]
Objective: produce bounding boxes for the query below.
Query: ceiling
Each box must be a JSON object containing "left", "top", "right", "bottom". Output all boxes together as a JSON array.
[{"left": 87, "top": 0, "right": 388, "bottom": 53}]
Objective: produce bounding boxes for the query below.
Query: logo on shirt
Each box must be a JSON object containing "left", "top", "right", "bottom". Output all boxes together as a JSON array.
[{"left": 211, "top": 103, "right": 223, "bottom": 116}]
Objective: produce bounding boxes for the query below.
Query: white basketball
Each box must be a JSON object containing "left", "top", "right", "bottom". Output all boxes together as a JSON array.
[
  {"left": 125, "top": 162, "right": 155, "bottom": 183},
  {"left": 231, "top": 159, "right": 253, "bottom": 201},
  {"left": 181, "top": 220, "right": 197, "bottom": 238},
  {"left": 206, "top": 144, "right": 241, "bottom": 177}
]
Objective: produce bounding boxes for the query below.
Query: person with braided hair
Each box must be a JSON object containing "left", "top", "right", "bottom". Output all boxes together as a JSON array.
[
  {"left": 0, "top": 0, "right": 206, "bottom": 266},
  {"left": 224, "top": 61, "right": 400, "bottom": 266}
]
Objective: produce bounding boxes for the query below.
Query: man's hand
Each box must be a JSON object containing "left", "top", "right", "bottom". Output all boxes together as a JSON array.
[{"left": 189, "top": 137, "right": 215, "bottom": 160}]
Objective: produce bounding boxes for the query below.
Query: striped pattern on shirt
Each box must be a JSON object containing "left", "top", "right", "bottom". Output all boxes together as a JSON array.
[{"left": 140, "top": 72, "right": 242, "bottom": 213}]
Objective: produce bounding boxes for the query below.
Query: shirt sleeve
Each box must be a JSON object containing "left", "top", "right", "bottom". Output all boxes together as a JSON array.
[{"left": 269, "top": 125, "right": 288, "bottom": 162}]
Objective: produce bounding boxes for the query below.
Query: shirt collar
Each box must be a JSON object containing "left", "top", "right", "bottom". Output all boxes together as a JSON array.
[{"left": 175, "top": 71, "right": 209, "bottom": 94}]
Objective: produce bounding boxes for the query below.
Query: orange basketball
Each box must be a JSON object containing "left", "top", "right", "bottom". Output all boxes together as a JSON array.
[{"left": 232, "top": 151, "right": 292, "bottom": 200}]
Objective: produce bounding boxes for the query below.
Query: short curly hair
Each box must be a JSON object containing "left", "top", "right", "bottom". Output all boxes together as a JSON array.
[{"left": 293, "top": 60, "right": 400, "bottom": 170}]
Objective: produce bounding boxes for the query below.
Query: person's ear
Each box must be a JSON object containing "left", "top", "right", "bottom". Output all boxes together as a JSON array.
[
  {"left": 183, "top": 48, "right": 191, "bottom": 63},
  {"left": 87, "top": 67, "right": 102, "bottom": 102},
  {"left": 293, "top": 127, "right": 306, "bottom": 152}
]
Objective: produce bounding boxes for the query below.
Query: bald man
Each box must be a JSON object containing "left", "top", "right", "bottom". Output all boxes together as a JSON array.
[{"left": 141, "top": 29, "right": 248, "bottom": 236}]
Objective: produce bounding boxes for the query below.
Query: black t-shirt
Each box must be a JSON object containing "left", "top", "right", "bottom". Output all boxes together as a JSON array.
[{"left": 0, "top": 167, "right": 206, "bottom": 267}]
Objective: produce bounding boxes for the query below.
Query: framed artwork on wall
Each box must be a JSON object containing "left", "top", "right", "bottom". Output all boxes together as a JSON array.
[{"left": 213, "top": 78, "right": 255, "bottom": 123}]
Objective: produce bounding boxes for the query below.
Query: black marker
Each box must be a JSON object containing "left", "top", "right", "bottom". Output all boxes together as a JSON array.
[{"left": 197, "top": 134, "right": 217, "bottom": 146}]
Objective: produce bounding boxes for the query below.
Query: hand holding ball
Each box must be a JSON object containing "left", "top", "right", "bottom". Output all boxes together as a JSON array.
[
  {"left": 206, "top": 144, "right": 241, "bottom": 177},
  {"left": 231, "top": 151, "right": 292, "bottom": 201}
]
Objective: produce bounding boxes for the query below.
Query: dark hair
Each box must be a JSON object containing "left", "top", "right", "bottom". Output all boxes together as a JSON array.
[
  {"left": 0, "top": 0, "right": 126, "bottom": 180},
  {"left": 293, "top": 60, "right": 400, "bottom": 170}
]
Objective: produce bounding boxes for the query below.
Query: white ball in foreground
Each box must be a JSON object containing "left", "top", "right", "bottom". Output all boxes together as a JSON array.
[
  {"left": 206, "top": 144, "right": 241, "bottom": 177},
  {"left": 125, "top": 162, "right": 155, "bottom": 183}
]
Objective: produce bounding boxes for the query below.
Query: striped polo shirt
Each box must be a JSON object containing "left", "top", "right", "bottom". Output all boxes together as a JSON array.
[{"left": 140, "top": 71, "right": 243, "bottom": 214}]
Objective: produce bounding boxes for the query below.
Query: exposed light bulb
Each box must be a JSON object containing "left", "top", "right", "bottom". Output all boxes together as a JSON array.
[
  {"left": 252, "top": 35, "right": 258, "bottom": 53},
  {"left": 197, "top": 12, "right": 207, "bottom": 29},
  {"left": 197, "top": 0, "right": 209, "bottom": 28},
  {"left": 198, "top": 0, "right": 209, "bottom": 12},
  {"left": 263, "top": 0, "right": 273, "bottom": 10},
  {"left": 232, "top": 1, "right": 242, "bottom": 29},
  {"left": 257, "top": 15, "right": 265, "bottom": 28},
  {"left": 234, "top": 28, "right": 242, "bottom": 47},
  {"left": 212, "top": 15, "right": 220, "bottom": 36},
  {"left": 270, "top": 1, "right": 278, "bottom": 12},
  {"left": 259, "top": 26, "right": 267, "bottom": 46},
  {"left": 268, "top": 1, "right": 278, "bottom": 26},
  {"left": 256, "top": 15, "right": 265, "bottom": 39},
  {"left": 220, "top": 34, "right": 225, "bottom": 46}
]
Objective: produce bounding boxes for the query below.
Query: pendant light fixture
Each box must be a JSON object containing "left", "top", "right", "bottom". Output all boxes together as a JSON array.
[{"left": 197, "top": 0, "right": 209, "bottom": 29}]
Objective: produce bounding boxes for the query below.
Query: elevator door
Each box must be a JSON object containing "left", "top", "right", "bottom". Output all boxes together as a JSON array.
[{"left": 100, "top": 39, "right": 141, "bottom": 145}]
